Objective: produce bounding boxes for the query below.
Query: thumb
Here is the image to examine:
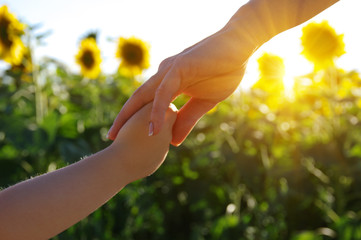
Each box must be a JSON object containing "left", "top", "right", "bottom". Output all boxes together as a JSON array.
[
  {"left": 171, "top": 98, "right": 217, "bottom": 146},
  {"left": 150, "top": 68, "right": 181, "bottom": 136}
]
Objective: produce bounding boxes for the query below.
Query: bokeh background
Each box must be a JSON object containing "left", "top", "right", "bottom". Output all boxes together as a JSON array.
[{"left": 1, "top": 1, "right": 361, "bottom": 239}]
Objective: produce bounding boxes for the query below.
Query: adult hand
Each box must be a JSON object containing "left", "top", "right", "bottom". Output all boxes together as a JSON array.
[
  {"left": 107, "top": 21, "right": 259, "bottom": 146},
  {"left": 107, "top": 0, "right": 338, "bottom": 146}
]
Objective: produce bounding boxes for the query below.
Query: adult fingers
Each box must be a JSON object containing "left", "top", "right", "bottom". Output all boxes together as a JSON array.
[
  {"left": 107, "top": 74, "right": 162, "bottom": 140},
  {"left": 161, "top": 103, "right": 178, "bottom": 140},
  {"left": 108, "top": 56, "right": 176, "bottom": 140},
  {"left": 150, "top": 67, "right": 181, "bottom": 136},
  {"left": 171, "top": 98, "right": 217, "bottom": 146}
]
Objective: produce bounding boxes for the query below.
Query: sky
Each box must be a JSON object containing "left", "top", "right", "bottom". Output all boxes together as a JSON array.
[{"left": 2, "top": 0, "right": 361, "bottom": 89}]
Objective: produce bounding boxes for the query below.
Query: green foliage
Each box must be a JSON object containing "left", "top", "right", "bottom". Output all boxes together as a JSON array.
[
  {"left": 2, "top": 22, "right": 361, "bottom": 240},
  {"left": 2, "top": 58, "right": 361, "bottom": 239}
]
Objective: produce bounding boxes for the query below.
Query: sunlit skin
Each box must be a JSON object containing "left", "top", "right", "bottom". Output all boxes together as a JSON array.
[
  {"left": 0, "top": 103, "right": 177, "bottom": 240},
  {"left": 107, "top": 0, "right": 339, "bottom": 146}
]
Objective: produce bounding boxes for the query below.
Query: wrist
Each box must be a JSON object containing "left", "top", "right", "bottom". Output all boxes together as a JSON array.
[
  {"left": 227, "top": 0, "right": 339, "bottom": 47},
  {"left": 99, "top": 145, "right": 131, "bottom": 188},
  {"left": 106, "top": 142, "right": 151, "bottom": 186},
  {"left": 224, "top": 1, "right": 272, "bottom": 49},
  {"left": 225, "top": 0, "right": 300, "bottom": 48}
]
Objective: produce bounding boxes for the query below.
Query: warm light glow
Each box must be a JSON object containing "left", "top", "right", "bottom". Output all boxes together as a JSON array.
[
  {"left": 301, "top": 20, "right": 345, "bottom": 70},
  {"left": 2, "top": 0, "right": 360, "bottom": 81}
]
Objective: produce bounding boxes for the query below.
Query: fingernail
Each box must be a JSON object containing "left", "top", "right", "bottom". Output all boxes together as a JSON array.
[
  {"left": 148, "top": 122, "right": 154, "bottom": 136},
  {"left": 107, "top": 126, "right": 113, "bottom": 139}
]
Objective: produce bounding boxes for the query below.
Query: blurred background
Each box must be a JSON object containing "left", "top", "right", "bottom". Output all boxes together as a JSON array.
[
  {"left": 2, "top": 0, "right": 361, "bottom": 87},
  {"left": 1, "top": 0, "right": 361, "bottom": 239}
]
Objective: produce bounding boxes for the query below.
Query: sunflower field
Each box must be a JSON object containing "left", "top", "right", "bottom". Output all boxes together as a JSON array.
[{"left": 2, "top": 5, "right": 361, "bottom": 240}]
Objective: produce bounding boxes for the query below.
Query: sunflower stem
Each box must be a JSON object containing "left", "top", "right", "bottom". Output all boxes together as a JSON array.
[{"left": 30, "top": 44, "right": 44, "bottom": 124}]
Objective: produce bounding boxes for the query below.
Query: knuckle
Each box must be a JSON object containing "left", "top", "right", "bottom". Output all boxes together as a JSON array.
[
  {"left": 173, "top": 56, "right": 192, "bottom": 80},
  {"left": 155, "top": 84, "right": 168, "bottom": 98},
  {"left": 132, "top": 87, "right": 143, "bottom": 98},
  {"left": 159, "top": 57, "right": 173, "bottom": 70},
  {"left": 173, "top": 56, "right": 186, "bottom": 69}
]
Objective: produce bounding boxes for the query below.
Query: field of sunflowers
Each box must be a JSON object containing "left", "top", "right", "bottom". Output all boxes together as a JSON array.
[{"left": 1, "top": 5, "right": 361, "bottom": 240}]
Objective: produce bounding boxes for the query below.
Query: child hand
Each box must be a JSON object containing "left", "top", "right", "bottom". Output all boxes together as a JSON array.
[{"left": 109, "top": 102, "right": 177, "bottom": 184}]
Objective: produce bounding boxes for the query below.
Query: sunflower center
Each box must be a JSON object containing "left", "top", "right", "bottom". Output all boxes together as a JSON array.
[
  {"left": 81, "top": 50, "right": 95, "bottom": 69},
  {"left": 0, "top": 17, "right": 13, "bottom": 48},
  {"left": 122, "top": 43, "right": 143, "bottom": 65}
]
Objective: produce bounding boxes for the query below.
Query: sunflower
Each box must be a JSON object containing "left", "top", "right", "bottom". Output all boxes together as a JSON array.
[
  {"left": 258, "top": 53, "right": 285, "bottom": 80},
  {"left": 75, "top": 38, "right": 102, "bottom": 79},
  {"left": 0, "top": 5, "right": 26, "bottom": 65},
  {"left": 301, "top": 21, "right": 345, "bottom": 70},
  {"left": 10, "top": 47, "right": 33, "bottom": 82},
  {"left": 116, "top": 36, "right": 150, "bottom": 77},
  {"left": 253, "top": 52, "right": 285, "bottom": 92},
  {"left": 252, "top": 53, "right": 285, "bottom": 109}
]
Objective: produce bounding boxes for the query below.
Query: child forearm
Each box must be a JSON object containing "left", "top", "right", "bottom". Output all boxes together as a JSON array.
[
  {"left": 0, "top": 148, "right": 127, "bottom": 240},
  {"left": 0, "top": 103, "right": 177, "bottom": 240}
]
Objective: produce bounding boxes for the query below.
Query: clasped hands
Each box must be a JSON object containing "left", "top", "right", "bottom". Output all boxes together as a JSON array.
[{"left": 107, "top": 21, "right": 257, "bottom": 146}]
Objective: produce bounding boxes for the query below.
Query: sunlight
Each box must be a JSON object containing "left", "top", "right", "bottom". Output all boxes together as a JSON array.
[
  {"left": 283, "top": 57, "right": 313, "bottom": 100},
  {"left": 283, "top": 73, "right": 294, "bottom": 100}
]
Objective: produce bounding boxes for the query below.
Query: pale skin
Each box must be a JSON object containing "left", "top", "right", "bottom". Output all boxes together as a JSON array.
[
  {"left": 0, "top": 103, "right": 177, "bottom": 240},
  {"left": 107, "top": 0, "right": 339, "bottom": 146}
]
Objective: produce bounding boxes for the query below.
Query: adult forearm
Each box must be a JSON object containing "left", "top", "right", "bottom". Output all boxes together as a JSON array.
[
  {"left": 226, "top": 0, "right": 339, "bottom": 46},
  {"left": 0, "top": 147, "right": 127, "bottom": 240}
]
